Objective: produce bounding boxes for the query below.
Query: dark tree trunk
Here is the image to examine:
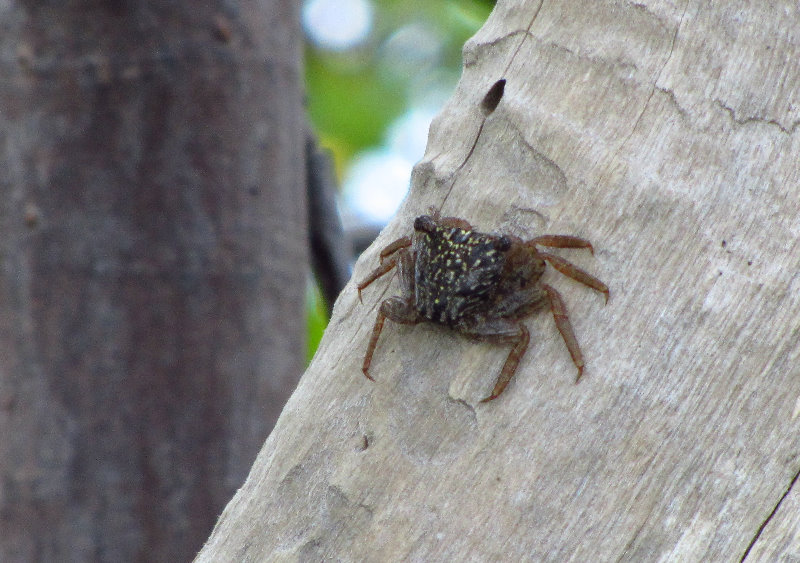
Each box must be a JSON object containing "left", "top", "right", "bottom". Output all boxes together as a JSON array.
[{"left": 0, "top": 2, "right": 305, "bottom": 561}]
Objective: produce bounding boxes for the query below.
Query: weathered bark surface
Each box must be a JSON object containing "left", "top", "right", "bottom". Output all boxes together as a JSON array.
[
  {"left": 197, "top": 1, "right": 800, "bottom": 560},
  {"left": 0, "top": 2, "right": 304, "bottom": 561}
]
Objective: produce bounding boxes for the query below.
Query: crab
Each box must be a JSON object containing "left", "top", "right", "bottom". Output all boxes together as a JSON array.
[{"left": 356, "top": 209, "right": 609, "bottom": 402}]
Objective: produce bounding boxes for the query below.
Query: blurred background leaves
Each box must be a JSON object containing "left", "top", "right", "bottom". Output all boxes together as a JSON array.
[{"left": 303, "top": 0, "right": 495, "bottom": 361}]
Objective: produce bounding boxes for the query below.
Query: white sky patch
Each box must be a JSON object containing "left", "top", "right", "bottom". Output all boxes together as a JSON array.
[
  {"left": 344, "top": 150, "right": 411, "bottom": 224},
  {"left": 303, "top": 0, "right": 374, "bottom": 51},
  {"left": 381, "top": 23, "right": 443, "bottom": 76},
  {"left": 344, "top": 107, "right": 436, "bottom": 224},
  {"left": 387, "top": 106, "right": 437, "bottom": 163}
]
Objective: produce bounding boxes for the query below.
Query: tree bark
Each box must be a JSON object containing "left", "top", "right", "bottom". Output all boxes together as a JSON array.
[
  {"left": 0, "top": 2, "right": 304, "bottom": 561},
  {"left": 197, "top": 0, "right": 800, "bottom": 560}
]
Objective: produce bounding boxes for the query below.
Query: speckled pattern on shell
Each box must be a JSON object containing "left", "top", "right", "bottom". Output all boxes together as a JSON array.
[{"left": 413, "top": 218, "right": 511, "bottom": 326}]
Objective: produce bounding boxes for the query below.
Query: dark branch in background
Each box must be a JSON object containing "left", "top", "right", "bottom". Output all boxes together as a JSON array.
[
  {"left": 306, "top": 133, "right": 352, "bottom": 314},
  {"left": 348, "top": 223, "right": 383, "bottom": 261}
]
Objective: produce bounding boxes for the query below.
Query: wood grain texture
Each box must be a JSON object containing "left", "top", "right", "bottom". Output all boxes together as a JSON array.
[{"left": 197, "top": 1, "right": 800, "bottom": 560}]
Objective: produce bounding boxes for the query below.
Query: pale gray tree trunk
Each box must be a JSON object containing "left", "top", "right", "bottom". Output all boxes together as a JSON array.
[
  {"left": 0, "top": 2, "right": 305, "bottom": 561},
  {"left": 197, "top": 0, "right": 800, "bottom": 560}
]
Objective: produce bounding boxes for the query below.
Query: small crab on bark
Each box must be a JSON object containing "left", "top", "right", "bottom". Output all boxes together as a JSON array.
[{"left": 356, "top": 209, "right": 609, "bottom": 402}]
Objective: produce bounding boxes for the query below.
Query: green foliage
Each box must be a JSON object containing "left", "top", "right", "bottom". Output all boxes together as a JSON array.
[
  {"left": 305, "top": 0, "right": 494, "bottom": 168},
  {"left": 306, "top": 283, "right": 328, "bottom": 364},
  {"left": 306, "top": 52, "right": 407, "bottom": 166},
  {"left": 304, "top": 0, "right": 494, "bottom": 365}
]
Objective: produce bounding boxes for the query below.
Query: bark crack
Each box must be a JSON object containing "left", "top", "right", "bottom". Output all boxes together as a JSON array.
[
  {"left": 617, "top": 0, "right": 688, "bottom": 154},
  {"left": 713, "top": 99, "right": 800, "bottom": 135},
  {"left": 593, "top": 0, "right": 688, "bottom": 200},
  {"left": 739, "top": 464, "right": 800, "bottom": 561},
  {"left": 441, "top": 0, "right": 546, "bottom": 211},
  {"left": 503, "top": 0, "right": 545, "bottom": 76}
]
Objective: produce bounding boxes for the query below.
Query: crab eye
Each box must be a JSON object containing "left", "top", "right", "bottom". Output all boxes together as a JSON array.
[
  {"left": 414, "top": 215, "right": 436, "bottom": 233},
  {"left": 495, "top": 236, "right": 512, "bottom": 251}
]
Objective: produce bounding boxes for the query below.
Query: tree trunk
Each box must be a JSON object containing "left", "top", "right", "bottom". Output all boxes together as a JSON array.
[
  {"left": 197, "top": 1, "right": 800, "bottom": 560},
  {"left": 0, "top": 2, "right": 304, "bottom": 561}
]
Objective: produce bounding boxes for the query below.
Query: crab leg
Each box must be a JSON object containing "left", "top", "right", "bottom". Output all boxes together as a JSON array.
[
  {"left": 362, "top": 309, "right": 386, "bottom": 380},
  {"left": 357, "top": 258, "right": 398, "bottom": 302},
  {"left": 362, "top": 296, "right": 420, "bottom": 381},
  {"left": 539, "top": 252, "right": 609, "bottom": 303},
  {"left": 542, "top": 284, "right": 585, "bottom": 382},
  {"left": 479, "top": 324, "right": 530, "bottom": 403},
  {"left": 530, "top": 234, "right": 594, "bottom": 253},
  {"left": 379, "top": 236, "right": 411, "bottom": 262},
  {"left": 356, "top": 236, "right": 413, "bottom": 301}
]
